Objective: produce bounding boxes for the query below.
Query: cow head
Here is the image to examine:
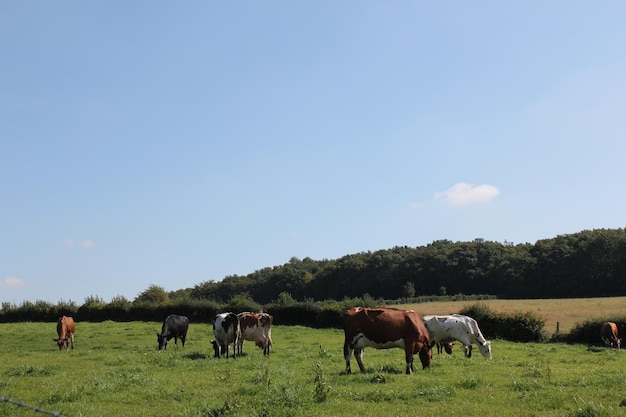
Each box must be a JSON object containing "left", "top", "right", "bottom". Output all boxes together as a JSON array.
[
  {"left": 614, "top": 338, "right": 622, "bottom": 350},
  {"left": 420, "top": 348, "right": 432, "bottom": 369},
  {"left": 157, "top": 333, "right": 167, "bottom": 350},
  {"left": 415, "top": 342, "right": 432, "bottom": 369},
  {"left": 478, "top": 340, "right": 492, "bottom": 359},
  {"left": 53, "top": 338, "right": 68, "bottom": 351}
]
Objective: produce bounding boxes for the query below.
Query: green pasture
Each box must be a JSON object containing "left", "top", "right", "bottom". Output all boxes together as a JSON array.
[{"left": 1, "top": 321, "right": 625, "bottom": 417}]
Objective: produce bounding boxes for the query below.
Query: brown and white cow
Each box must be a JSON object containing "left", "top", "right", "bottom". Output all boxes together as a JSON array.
[
  {"left": 236, "top": 312, "right": 273, "bottom": 356},
  {"left": 343, "top": 307, "right": 432, "bottom": 375},
  {"left": 601, "top": 322, "right": 621, "bottom": 350},
  {"left": 53, "top": 316, "right": 75, "bottom": 351}
]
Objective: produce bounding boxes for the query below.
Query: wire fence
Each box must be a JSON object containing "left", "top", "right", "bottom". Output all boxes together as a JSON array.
[{"left": 0, "top": 397, "right": 65, "bottom": 417}]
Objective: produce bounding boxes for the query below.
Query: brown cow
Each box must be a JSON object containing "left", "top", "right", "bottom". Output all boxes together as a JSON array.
[
  {"left": 236, "top": 312, "right": 273, "bottom": 356},
  {"left": 343, "top": 307, "right": 432, "bottom": 374},
  {"left": 601, "top": 322, "right": 621, "bottom": 350},
  {"left": 53, "top": 316, "right": 75, "bottom": 350}
]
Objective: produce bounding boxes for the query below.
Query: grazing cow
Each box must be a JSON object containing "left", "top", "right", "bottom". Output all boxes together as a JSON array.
[
  {"left": 343, "top": 307, "right": 432, "bottom": 375},
  {"left": 211, "top": 312, "right": 241, "bottom": 358},
  {"left": 236, "top": 312, "right": 273, "bottom": 356},
  {"left": 601, "top": 322, "right": 621, "bottom": 350},
  {"left": 423, "top": 314, "right": 492, "bottom": 359},
  {"left": 53, "top": 316, "right": 75, "bottom": 351},
  {"left": 157, "top": 314, "right": 189, "bottom": 350}
]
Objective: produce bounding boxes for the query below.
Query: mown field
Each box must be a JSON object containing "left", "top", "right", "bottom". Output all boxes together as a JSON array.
[
  {"left": 1, "top": 316, "right": 626, "bottom": 417},
  {"left": 396, "top": 296, "right": 626, "bottom": 334}
]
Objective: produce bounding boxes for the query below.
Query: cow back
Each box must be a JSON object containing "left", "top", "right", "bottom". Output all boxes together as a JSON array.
[
  {"left": 238, "top": 313, "right": 260, "bottom": 331},
  {"left": 345, "top": 308, "right": 430, "bottom": 351},
  {"left": 162, "top": 314, "right": 189, "bottom": 335},
  {"left": 57, "top": 316, "right": 76, "bottom": 339}
]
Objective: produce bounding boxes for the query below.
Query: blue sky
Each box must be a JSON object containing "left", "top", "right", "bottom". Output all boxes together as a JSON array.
[{"left": 2, "top": 2, "right": 625, "bottom": 305}]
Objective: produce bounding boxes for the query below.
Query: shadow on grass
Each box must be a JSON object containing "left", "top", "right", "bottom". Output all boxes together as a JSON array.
[
  {"left": 339, "top": 366, "right": 404, "bottom": 376},
  {"left": 184, "top": 352, "right": 209, "bottom": 360}
]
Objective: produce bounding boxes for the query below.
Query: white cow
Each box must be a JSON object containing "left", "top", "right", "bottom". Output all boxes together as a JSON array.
[{"left": 423, "top": 314, "right": 492, "bottom": 359}]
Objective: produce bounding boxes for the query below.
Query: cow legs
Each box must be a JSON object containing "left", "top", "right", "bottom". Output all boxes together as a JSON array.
[
  {"left": 344, "top": 343, "right": 365, "bottom": 373},
  {"left": 464, "top": 344, "right": 472, "bottom": 358},
  {"left": 404, "top": 348, "right": 414, "bottom": 375},
  {"left": 354, "top": 349, "right": 365, "bottom": 372},
  {"left": 343, "top": 342, "right": 353, "bottom": 373}
]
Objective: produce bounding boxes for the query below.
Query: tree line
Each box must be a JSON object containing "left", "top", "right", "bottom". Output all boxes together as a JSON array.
[
  {"left": 2, "top": 228, "right": 625, "bottom": 344},
  {"left": 186, "top": 228, "right": 626, "bottom": 303},
  {"left": 3, "top": 228, "right": 625, "bottom": 314}
]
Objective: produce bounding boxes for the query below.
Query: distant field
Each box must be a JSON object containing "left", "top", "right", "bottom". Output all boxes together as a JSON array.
[{"left": 394, "top": 296, "right": 626, "bottom": 334}]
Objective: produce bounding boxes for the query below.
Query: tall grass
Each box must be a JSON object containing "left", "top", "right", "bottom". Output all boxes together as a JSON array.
[{"left": 1, "top": 321, "right": 625, "bottom": 416}]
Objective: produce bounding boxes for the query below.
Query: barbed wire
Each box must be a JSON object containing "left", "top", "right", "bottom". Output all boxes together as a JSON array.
[{"left": 0, "top": 397, "right": 65, "bottom": 417}]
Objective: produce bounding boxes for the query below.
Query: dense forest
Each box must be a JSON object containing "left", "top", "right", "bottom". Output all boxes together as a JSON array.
[{"left": 181, "top": 228, "right": 626, "bottom": 303}]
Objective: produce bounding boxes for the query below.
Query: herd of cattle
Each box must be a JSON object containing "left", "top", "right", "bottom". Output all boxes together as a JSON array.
[
  {"left": 156, "top": 312, "right": 275, "bottom": 358},
  {"left": 53, "top": 307, "right": 622, "bottom": 374}
]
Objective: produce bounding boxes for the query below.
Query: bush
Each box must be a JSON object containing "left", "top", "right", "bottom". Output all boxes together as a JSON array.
[
  {"left": 459, "top": 303, "right": 547, "bottom": 342},
  {"left": 555, "top": 316, "right": 626, "bottom": 345}
]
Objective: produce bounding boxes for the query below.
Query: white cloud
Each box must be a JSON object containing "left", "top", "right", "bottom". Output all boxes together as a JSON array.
[
  {"left": 435, "top": 182, "right": 500, "bottom": 206},
  {"left": 0, "top": 277, "right": 26, "bottom": 289},
  {"left": 63, "top": 239, "right": 95, "bottom": 249}
]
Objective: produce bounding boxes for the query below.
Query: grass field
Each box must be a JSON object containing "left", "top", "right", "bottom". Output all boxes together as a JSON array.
[
  {"left": 395, "top": 296, "right": 626, "bottom": 334},
  {"left": 1, "top": 312, "right": 626, "bottom": 416}
]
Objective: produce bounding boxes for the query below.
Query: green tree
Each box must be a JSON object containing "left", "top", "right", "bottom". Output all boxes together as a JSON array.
[
  {"left": 403, "top": 281, "right": 416, "bottom": 298},
  {"left": 134, "top": 285, "right": 169, "bottom": 304}
]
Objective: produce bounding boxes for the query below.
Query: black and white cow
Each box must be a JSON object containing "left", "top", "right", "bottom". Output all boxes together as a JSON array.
[
  {"left": 211, "top": 312, "right": 241, "bottom": 358},
  {"left": 157, "top": 314, "right": 189, "bottom": 350},
  {"left": 423, "top": 314, "right": 492, "bottom": 359}
]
